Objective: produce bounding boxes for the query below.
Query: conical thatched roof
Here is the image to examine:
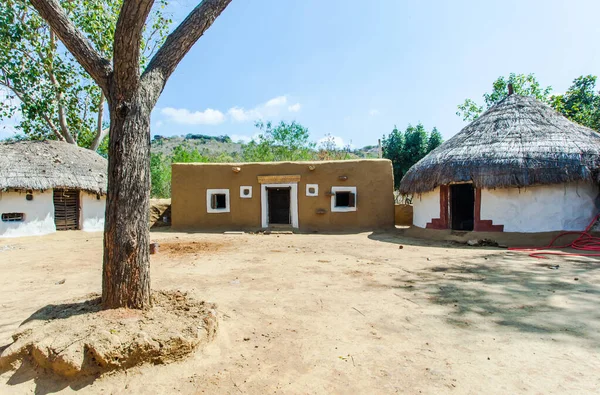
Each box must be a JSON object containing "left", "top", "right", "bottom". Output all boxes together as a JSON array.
[
  {"left": 0, "top": 140, "right": 107, "bottom": 194},
  {"left": 400, "top": 94, "right": 600, "bottom": 194}
]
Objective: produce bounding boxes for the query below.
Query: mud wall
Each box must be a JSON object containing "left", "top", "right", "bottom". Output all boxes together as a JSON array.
[
  {"left": 481, "top": 182, "right": 599, "bottom": 232},
  {"left": 171, "top": 160, "right": 394, "bottom": 231},
  {"left": 394, "top": 204, "right": 413, "bottom": 226}
]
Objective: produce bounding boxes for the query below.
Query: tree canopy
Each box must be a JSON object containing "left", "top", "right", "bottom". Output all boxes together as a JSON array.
[
  {"left": 382, "top": 123, "right": 443, "bottom": 189},
  {"left": 457, "top": 73, "right": 600, "bottom": 131},
  {"left": 242, "top": 121, "right": 315, "bottom": 162},
  {"left": 0, "top": 0, "right": 170, "bottom": 150}
]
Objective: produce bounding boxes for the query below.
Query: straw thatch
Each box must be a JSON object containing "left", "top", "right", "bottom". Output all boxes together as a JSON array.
[
  {"left": 0, "top": 140, "right": 107, "bottom": 194},
  {"left": 399, "top": 94, "right": 600, "bottom": 194}
]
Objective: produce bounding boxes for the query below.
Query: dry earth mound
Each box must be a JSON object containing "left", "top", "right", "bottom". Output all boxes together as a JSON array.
[{"left": 0, "top": 291, "right": 217, "bottom": 378}]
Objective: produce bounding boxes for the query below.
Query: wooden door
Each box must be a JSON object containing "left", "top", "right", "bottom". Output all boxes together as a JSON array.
[{"left": 53, "top": 189, "right": 80, "bottom": 230}]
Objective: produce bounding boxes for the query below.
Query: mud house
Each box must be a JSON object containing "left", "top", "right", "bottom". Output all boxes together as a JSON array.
[
  {"left": 0, "top": 140, "right": 107, "bottom": 238},
  {"left": 400, "top": 91, "right": 600, "bottom": 233},
  {"left": 172, "top": 159, "right": 394, "bottom": 231}
]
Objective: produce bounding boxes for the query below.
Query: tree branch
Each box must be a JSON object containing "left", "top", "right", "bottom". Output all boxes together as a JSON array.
[
  {"left": 90, "top": 93, "right": 107, "bottom": 151},
  {"left": 113, "top": 0, "right": 155, "bottom": 98},
  {"left": 142, "top": 0, "right": 231, "bottom": 92},
  {"left": 0, "top": 77, "right": 66, "bottom": 142},
  {"left": 28, "top": 0, "right": 112, "bottom": 93},
  {"left": 48, "top": 30, "right": 76, "bottom": 144}
]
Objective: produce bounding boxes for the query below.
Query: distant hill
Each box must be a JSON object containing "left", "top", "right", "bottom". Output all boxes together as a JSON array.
[{"left": 151, "top": 134, "right": 380, "bottom": 160}]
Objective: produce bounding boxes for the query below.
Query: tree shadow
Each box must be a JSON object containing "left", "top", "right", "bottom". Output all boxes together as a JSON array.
[
  {"left": 20, "top": 297, "right": 101, "bottom": 326},
  {"left": 4, "top": 362, "right": 97, "bottom": 395},
  {"left": 1, "top": 297, "right": 102, "bottom": 393},
  {"left": 391, "top": 251, "right": 600, "bottom": 345}
]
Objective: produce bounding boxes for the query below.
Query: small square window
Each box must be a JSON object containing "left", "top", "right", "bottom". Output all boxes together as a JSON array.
[
  {"left": 211, "top": 194, "right": 227, "bottom": 209},
  {"left": 330, "top": 187, "right": 357, "bottom": 212},
  {"left": 2, "top": 213, "right": 24, "bottom": 222},
  {"left": 240, "top": 186, "right": 253, "bottom": 198},
  {"left": 206, "top": 189, "right": 230, "bottom": 213},
  {"left": 306, "top": 184, "right": 318, "bottom": 197}
]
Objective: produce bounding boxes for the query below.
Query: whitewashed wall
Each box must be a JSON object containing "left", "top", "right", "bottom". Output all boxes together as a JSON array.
[
  {"left": 0, "top": 190, "right": 55, "bottom": 237},
  {"left": 481, "top": 182, "right": 599, "bottom": 232},
  {"left": 81, "top": 192, "right": 105, "bottom": 232},
  {"left": 412, "top": 187, "right": 440, "bottom": 228}
]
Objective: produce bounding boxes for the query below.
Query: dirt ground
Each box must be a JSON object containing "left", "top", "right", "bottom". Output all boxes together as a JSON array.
[{"left": 1, "top": 229, "right": 599, "bottom": 394}]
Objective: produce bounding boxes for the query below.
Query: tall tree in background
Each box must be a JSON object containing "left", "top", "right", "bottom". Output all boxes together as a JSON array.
[
  {"left": 382, "top": 123, "right": 442, "bottom": 188},
  {"left": 243, "top": 120, "right": 315, "bottom": 162},
  {"left": 28, "top": 0, "right": 232, "bottom": 309},
  {"left": 550, "top": 75, "right": 600, "bottom": 132},
  {"left": 0, "top": 0, "right": 170, "bottom": 150},
  {"left": 456, "top": 73, "right": 552, "bottom": 122},
  {"left": 457, "top": 73, "right": 600, "bottom": 131}
]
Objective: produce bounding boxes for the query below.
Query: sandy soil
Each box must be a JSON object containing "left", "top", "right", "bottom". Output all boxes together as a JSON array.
[{"left": 1, "top": 229, "right": 599, "bottom": 394}]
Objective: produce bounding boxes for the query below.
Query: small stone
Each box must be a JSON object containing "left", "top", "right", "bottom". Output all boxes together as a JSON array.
[
  {"left": 56, "top": 279, "right": 66, "bottom": 285},
  {"left": 574, "top": 277, "right": 579, "bottom": 281},
  {"left": 398, "top": 245, "right": 404, "bottom": 249}
]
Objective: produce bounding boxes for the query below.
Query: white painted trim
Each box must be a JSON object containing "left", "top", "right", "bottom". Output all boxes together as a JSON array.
[
  {"left": 261, "top": 183, "right": 299, "bottom": 228},
  {"left": 206, "top": 189, "right": 230, "bottom": 213},
  {"left": 331, "top": 186, "right": 357, "bottom": 212},
  {"left": 240, "top": 186, "right": 253, "bottom": 199},
  {"left": 306, "top": 184, "right": 319, "bottom": 197}
]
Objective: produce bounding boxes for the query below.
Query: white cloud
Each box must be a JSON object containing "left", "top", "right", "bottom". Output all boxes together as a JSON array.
[
  {"left": 228, "top": 95, "right": 300, "bottom": 123},
  {"left": 161, "top": 107, "right": 225, "bottom": 125},
  {"left": 227, "top": 107, "right": 261, "bottom": 122},
  {"left": 265, "top": 96, "right": 287, "bottom": 107},
  {"left": 369, "top": 109, "right": 380, "bottom": 116},
  {"left": 155, "top": 120, "right": 163, "bottom": 128},
  {"left": 288, "top": 103, "right": 301, "bottom": 112}
]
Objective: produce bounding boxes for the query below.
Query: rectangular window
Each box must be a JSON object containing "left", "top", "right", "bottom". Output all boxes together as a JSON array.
[
  {"left": 211, "top": 194, "right": 227, "bottom": 209},
  {"left": 331, "top": 186, "right": 357, "bottom": 212},
  {"left": 335, "top": 192, "right": 356, "bottom": 207},
  {"left": 206, "top": 189, "right": 230, "bottom": 213},
  {"left": 2, "top": 213, "right": 24, "bottom": 222}
]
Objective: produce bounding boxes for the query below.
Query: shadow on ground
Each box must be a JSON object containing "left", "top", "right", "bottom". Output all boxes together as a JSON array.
[
  {"left": 2, "top": 362, "right": 96, "bottom": 395},
  {"left": 390, "top": 250, "right": 600, "bottom": 345}
]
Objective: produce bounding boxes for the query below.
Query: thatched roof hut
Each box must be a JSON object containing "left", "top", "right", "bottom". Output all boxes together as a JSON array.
[
  {"left": 400, "top": 94, "right": 600, "bottom": 195},
  {"left": 0, "top": 140, "right": 107, "bottom": 194},
  {"left": 401, "top": 93, "right": 600, "bottom": 233}
]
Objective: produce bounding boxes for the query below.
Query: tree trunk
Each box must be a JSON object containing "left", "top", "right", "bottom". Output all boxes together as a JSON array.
[{"left": 102, "top": 92, "right": 152, "bottom": 309}]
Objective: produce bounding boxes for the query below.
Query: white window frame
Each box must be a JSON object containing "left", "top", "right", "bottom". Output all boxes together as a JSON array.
[
  {"left": 261, "top": 183, "right": 299, "bottom": 228},
  {"left": 206, "top": 189, "right": 230, "bottom": 213},
  {"left": 331, "top": 186, "right": 357, "bottom": 212},
  {"left": 240, "top": 186, "right": 253, "bottom": 199},
  {"left": 306, "top": 184, "right": 319, "bottom": 197}
]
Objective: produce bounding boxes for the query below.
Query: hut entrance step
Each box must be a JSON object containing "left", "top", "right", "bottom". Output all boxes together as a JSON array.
[
  {"left": 267, "top": 187, "right": 291, "bottom": 225},
  {"left": 450, "top": 184, "right": 474, "bottom": 231},
  {"left": 53, "top": 189, "right": 80, "bottom": 230}
]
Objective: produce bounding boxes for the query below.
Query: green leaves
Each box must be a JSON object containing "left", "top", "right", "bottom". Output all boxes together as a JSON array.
[
  {"left": 0, "top": 0, "right": 171, "bottom": 150},
  {"left": 382, "top": 123, "right": 442, "bottom": 189},
  {"left": 456, "top": 73, "right": 600, "bottom": 131},
  {"left": 242, "top": 121, "right": 316, "bottom": 162}
]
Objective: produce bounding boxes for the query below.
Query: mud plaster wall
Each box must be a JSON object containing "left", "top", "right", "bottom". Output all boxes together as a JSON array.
[
  {"left": 171, "top": 160, "right": 394, "bottom": 231},
  {"left": 81, "top": 192, "right": 105, "bottom": 232},
  {"left": 0, "top": 190, "right": 55, "bottom": 238},
  {"left": 412, "top": 188, "right": 440, "bottom": 228},
  {"left": 395, "top": 204, "right": 413, "bottom": 226},
  {"left": 481, "top": 182, "right": 599, "bottom": 232}
]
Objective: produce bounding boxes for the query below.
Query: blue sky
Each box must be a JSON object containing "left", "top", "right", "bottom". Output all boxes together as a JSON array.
[{"left": 3, "top": 0, "right": 600, "bottom": 147}]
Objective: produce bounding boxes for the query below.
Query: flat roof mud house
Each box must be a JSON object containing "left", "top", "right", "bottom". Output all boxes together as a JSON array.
[
  {"left": 171, "top": 159, "right": 394, "bottom": 232},
  {"left": 0, "top": 141, "right": 107, "bottom": 238},
  {"left": 400, "top": 92, "right": 600, "bottom": 233}
]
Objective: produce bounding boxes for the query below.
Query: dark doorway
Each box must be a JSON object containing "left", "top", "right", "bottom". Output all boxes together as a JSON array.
[
  {"left": 450, "top": 184, "right": 474, "bottom": 231},
  {"left": 267, "top": 187, "right": 291, "bottom": 225},
  {"left": 53, "top": 188, "right": 80, "bottom": 230}
]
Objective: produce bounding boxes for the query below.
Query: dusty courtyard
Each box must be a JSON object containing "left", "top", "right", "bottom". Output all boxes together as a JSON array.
[{"left": 1, "top": 230, "right": 599, "bottom": 394}]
